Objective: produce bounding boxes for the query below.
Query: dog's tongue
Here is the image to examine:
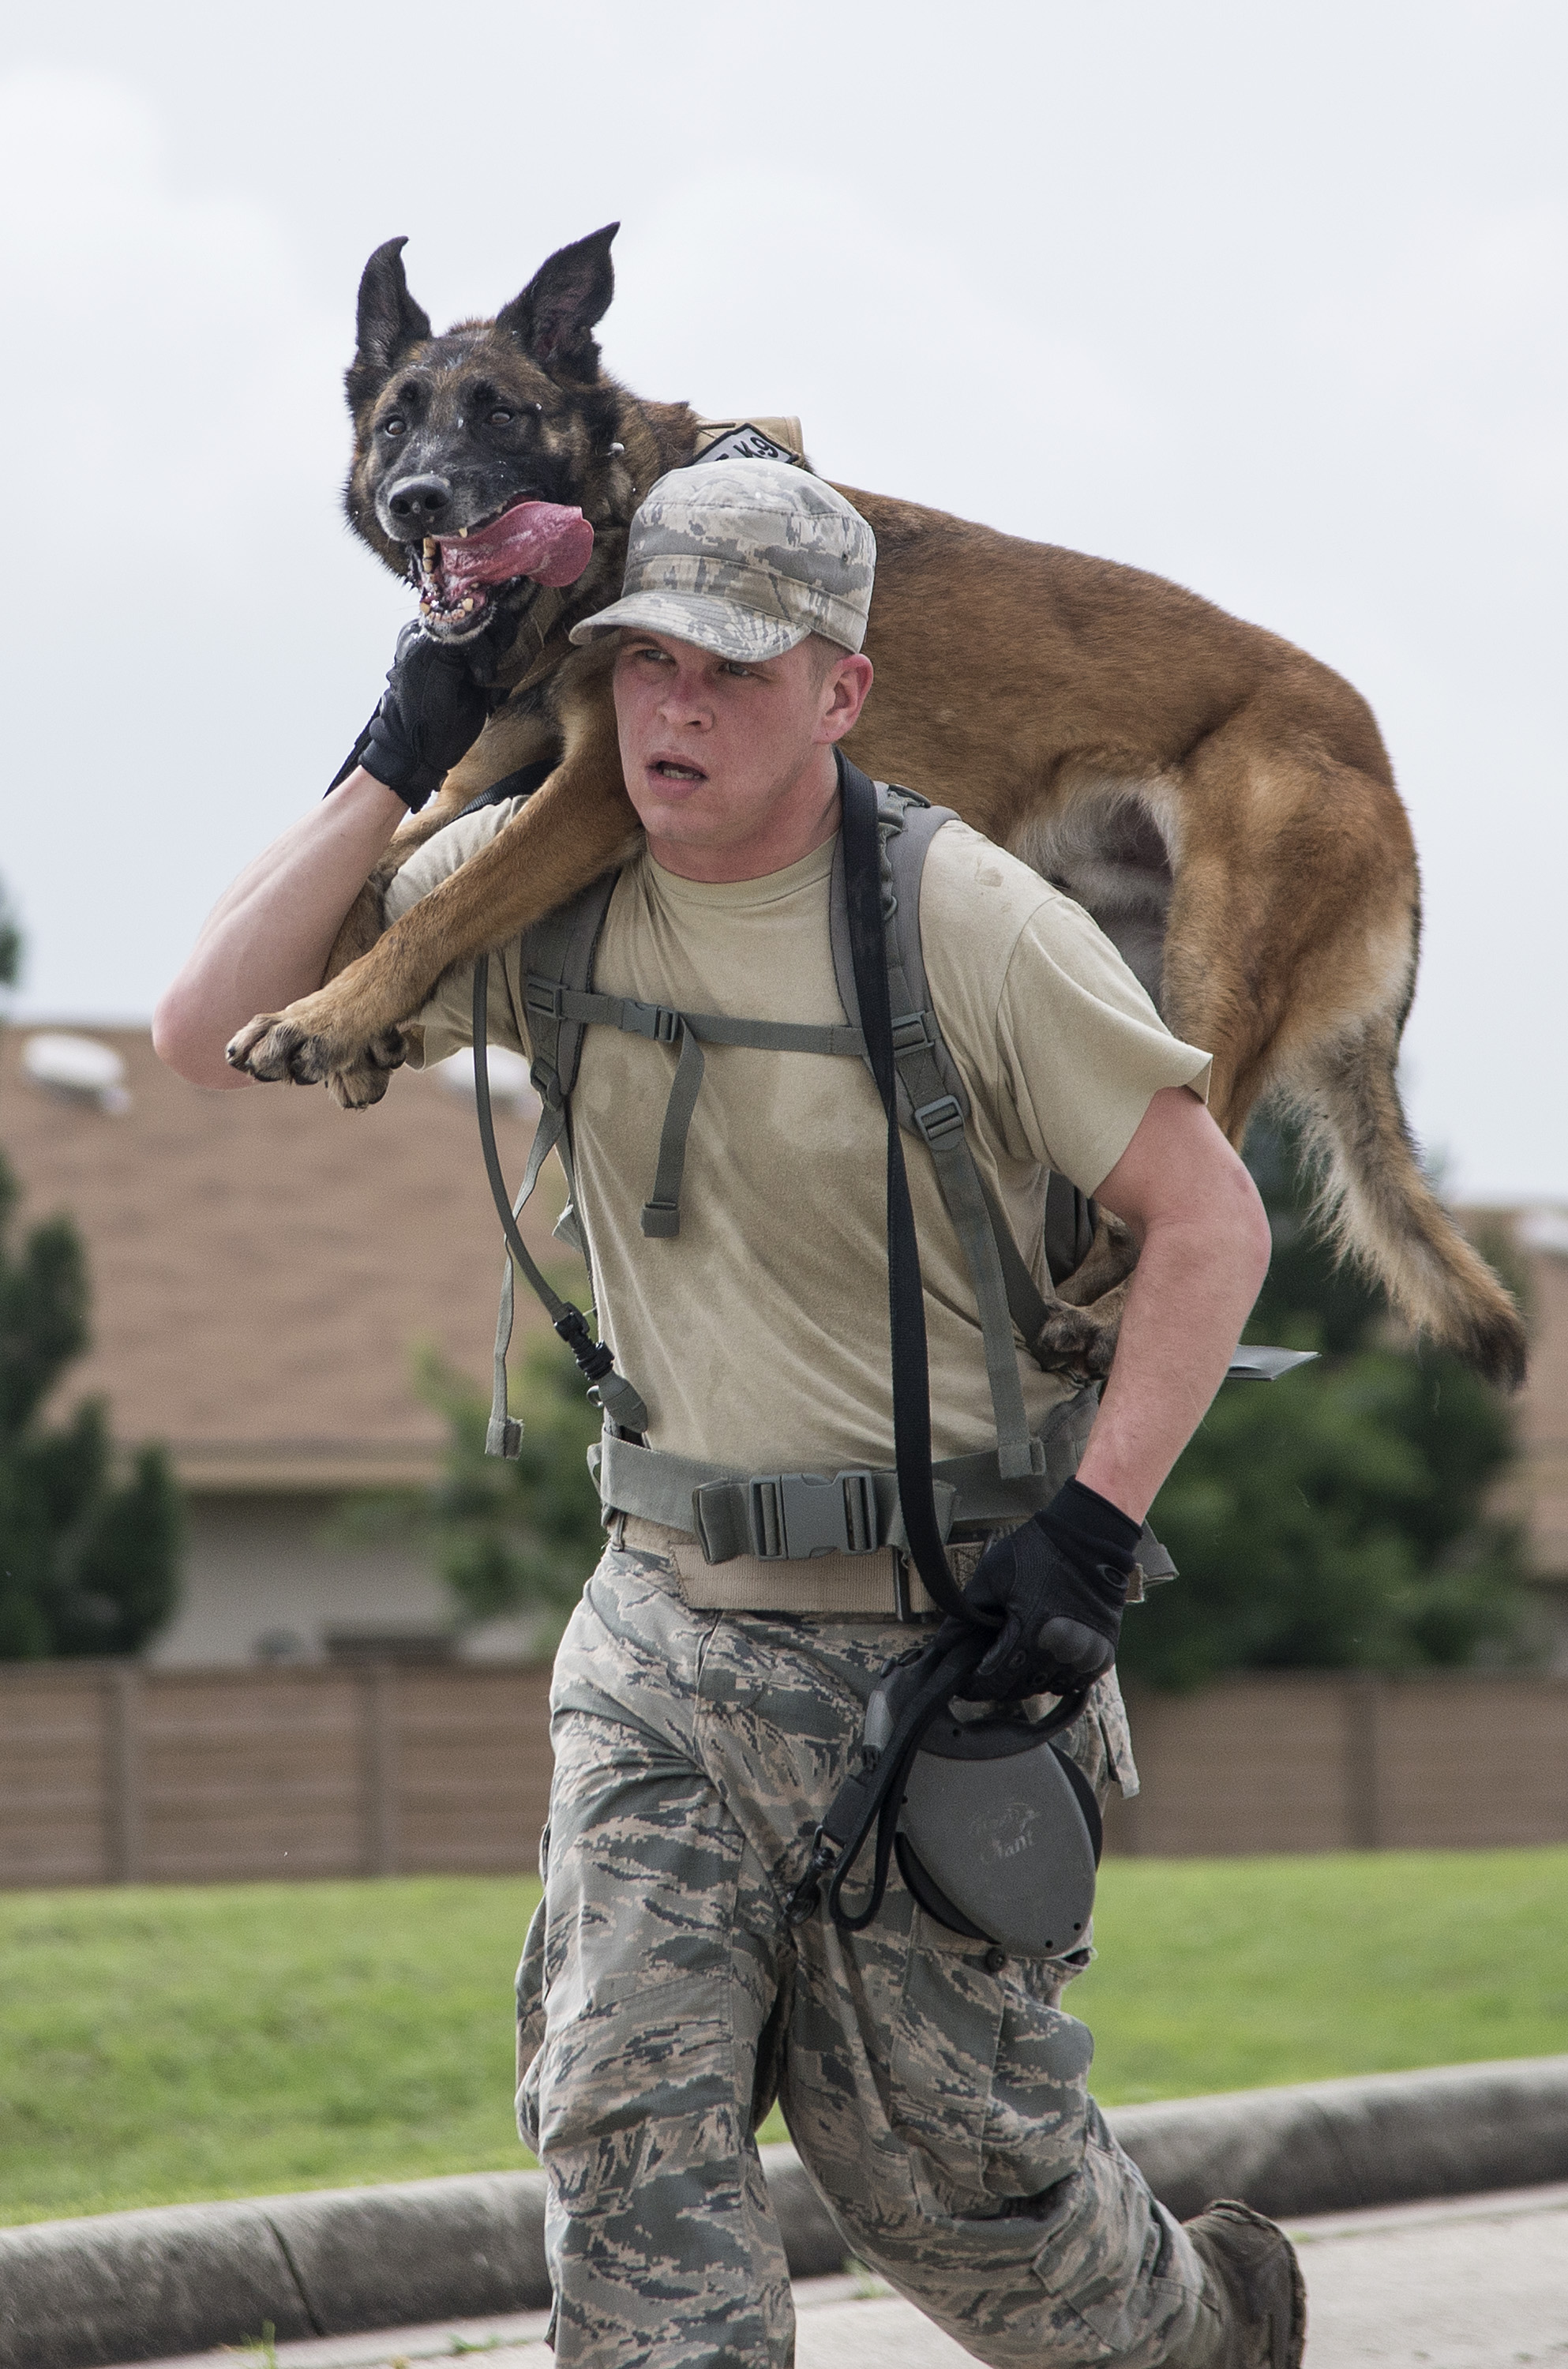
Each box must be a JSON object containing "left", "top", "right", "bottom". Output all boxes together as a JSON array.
[{"left": 437, "top": 501, "right": 594, "bottom": 593}]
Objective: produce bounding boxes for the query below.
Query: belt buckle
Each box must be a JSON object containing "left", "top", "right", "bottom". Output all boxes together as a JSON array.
[{"left": 748, "top": 1470, "right": 879, "bottom": 1560}]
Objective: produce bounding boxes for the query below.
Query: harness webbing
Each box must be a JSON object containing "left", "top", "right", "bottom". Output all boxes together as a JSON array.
[
  {"left": 472, "top": 957, "right": 649, "bottom": 1444},
  {"left": 521, "top": 982, "right": 866, "bottom": 1239},
  {"left": 475, "top": 775, "right": 1087, "bottom": 1510}
]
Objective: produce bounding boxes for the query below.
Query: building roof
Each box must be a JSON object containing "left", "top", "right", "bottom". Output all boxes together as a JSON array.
[{"left": 0, "top": 1026, "right": 561, "bottom": 1492}]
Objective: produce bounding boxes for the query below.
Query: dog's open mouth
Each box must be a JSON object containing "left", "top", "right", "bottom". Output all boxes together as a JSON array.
[{"left": 414, "top": 500, "right": 595, "bottom": 633}]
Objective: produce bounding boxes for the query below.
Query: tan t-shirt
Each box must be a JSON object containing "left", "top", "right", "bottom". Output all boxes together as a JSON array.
[{"left": 388, "top": 809, "right": 1210, "bottom": 1473}]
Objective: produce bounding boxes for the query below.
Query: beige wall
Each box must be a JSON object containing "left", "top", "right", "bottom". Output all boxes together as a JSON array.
[
  {"left": 150, "top": 1492, "right": 540, "bottom": 1669},
  {"left": 149, "top": 1493, "right": 451, "bottom": 1668}
]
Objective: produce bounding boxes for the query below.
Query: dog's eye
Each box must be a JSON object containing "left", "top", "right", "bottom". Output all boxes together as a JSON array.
[
  {"left": 489, "top": 408, "right": 513, "bottom": 427},
  {"left": 381, "top": 415, "right": 407, "bottom": 437}
]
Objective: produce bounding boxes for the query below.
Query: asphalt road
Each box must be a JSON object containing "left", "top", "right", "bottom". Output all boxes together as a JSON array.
[{"left": 123, "top": 2180, "right": 1568, "bottom": 2369}]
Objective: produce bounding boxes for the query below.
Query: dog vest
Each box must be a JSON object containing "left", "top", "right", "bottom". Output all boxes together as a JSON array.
[{"left": 471, "top": 775, "right": 1180, "bottom": 1573}]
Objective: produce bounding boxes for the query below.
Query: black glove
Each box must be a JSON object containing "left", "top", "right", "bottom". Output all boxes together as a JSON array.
[
  {"left": 330, "top": 617, "right": 512, "bottom": 812},
  {"left": 939, "top": 1477, "right": 1142, "bottom": 1703}
]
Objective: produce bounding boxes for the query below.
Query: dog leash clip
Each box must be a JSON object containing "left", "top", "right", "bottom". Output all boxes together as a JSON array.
[{"left": 786, "top": 1825, "right": 841, "bottom": 1926}]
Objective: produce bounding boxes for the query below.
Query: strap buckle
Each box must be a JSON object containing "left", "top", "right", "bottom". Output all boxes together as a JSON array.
[
  {"left": 523, "top": 977, "right": 565, "bottom": 1021},
  {"left": 623, "top": 999, "right": 684, "bottom": 1044},
  {"left": 891, "top": 1010, "right": 935, "bottom": 1055},
  {"left": 747, "top": 1470, "right": 880, "bottom": 1560},
  {"left": 913, "top": 1093, "right": 965, "bottom": 1148}
]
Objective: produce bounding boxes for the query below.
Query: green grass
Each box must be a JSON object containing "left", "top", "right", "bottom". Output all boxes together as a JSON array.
[
  {"left": 2, "top": 1849, "right": 1566, "bottom": 2227},
  {"left": 1071, "top": 1848, "right": 1568, "bottom": 2102},
  {"left": 0, "top": 1876, "right": 540, "bottom": 2227}
]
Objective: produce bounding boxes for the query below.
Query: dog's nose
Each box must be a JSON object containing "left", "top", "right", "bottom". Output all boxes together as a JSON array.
[{"left": 385, "top": 474, "right": 453, "bottom": 530}]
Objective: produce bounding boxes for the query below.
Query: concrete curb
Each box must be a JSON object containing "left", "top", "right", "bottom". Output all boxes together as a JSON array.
[
  {"left": 1108, "top": 2052, "right": 1568, "bottom": 2223},
  {"left": 5, "top": 2056, "right": 1566, "bottom": 2369}
]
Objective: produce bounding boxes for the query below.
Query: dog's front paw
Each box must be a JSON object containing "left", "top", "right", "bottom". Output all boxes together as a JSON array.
[
  {"left": 326, "top": 1061, "right": 394, "bottom": 1111},
  {"left": 226, "top": 1005, "right": 407, "bottom": 1091},
  {"left": 1030, "top": 1302, "right": 1120, "bottom": 1381}
]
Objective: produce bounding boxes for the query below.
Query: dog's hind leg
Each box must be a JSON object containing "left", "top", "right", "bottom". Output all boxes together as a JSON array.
[
  {"left": 1026, "top": 1212, "right": 1140, "bottom": 1380},
  {"left": 1157, "top": 708, "right": 1526, "bottom": 1388}
]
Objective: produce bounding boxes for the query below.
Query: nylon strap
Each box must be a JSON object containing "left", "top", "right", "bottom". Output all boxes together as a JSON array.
[
  {"left": 827, "top": 790, "right": 1060, "bottom": 1467},
  {"left": 979, "top": 1174, "right": 1058, "bottom": 1357},
  {"left": 472, "top": 955, "right": 649, "bottom": 1450},
  {"left": 523, "top": 982, "right": 866, "bottom": 1241},
  {"left": 887, "top": 1015, "right": 1042, "bottom": 1481},
  {"left": 840, "top": 753, "right": 971, "bottom": 1628}
]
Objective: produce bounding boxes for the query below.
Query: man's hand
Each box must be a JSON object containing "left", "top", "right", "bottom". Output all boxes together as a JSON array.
[
  {"left": 346, "top": 617, "right": 512, "bottom": 811},
  {"left": 940, "top": 1477, "right": 1142, "bottom": 1702}
]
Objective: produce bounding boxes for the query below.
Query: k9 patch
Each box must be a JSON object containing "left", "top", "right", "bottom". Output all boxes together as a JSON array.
[{"left": 695, "top": 423, "right": 803, "bottom": 467}]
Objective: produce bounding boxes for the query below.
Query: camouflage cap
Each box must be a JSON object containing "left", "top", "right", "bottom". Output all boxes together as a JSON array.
[{"left": 568, "top": 460, "right": 876, "bottom": 662}]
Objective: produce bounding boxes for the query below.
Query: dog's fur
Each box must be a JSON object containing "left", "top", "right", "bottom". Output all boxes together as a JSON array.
[{"left": 227, "top": 227, "right": 1525, "bottom": 1389}]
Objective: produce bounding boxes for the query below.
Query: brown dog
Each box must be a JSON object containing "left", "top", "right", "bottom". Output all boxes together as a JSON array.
[{"left": 227, "top": 227, "right": 1525, "bottom": 1389}]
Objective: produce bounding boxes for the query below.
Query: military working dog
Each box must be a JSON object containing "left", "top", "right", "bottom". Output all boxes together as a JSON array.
[{"left": 226, "top": 225, "right": 1524, "bottom": 1387}]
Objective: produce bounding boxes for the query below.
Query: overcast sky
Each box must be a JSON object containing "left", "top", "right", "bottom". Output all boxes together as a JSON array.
[{"left": 1, "top": 0, "right": 1562, "bottom": 1200}]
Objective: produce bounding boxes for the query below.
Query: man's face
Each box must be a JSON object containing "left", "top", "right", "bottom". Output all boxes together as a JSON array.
[{"left": 611, "top": 629, "right": 871, "bottom": 872}]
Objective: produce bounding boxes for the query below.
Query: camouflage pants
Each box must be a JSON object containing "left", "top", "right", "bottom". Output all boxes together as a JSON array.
[{"left": 515, "top": 1537, "right": 1207, "bottom": 2369}]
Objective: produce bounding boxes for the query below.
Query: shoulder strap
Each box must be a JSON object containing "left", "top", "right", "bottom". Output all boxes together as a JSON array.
[
  {"left": 478, "top": 873, "right": 650, "bottom": 1458},
  {"left": 503, "top": 870, "right": 621, "bottom": 1257},
  {"left": 831, "top": 783, "right": 1045, "bottom": 1476},
  {"left": 519, "top": 872, "right": 620, "bottom": 1112},
  {"left": 829, "top": 787, "right": 966, "bottom": 1130},
  {"left": 831, "top": 790, "right": 1102, "bottom": 1350}
]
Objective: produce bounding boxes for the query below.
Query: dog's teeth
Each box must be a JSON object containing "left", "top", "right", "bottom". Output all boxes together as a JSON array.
[
  {"left": 422, "top": 537, "right": 438, "bottom": 563},
  {"left": 459, "top": 526, "right": 468, "bottom": 539},
  {"left": 461, "top": 597, "right": 475, "bottom": 612}
]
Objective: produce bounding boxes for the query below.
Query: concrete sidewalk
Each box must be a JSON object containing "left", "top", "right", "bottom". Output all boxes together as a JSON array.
[{"left": 117, "top": 2179, "right": 1568, "bottom": 2369}]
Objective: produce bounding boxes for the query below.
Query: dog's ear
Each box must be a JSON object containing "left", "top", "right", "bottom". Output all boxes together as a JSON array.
[
  {"left": 346, "top": 238, "right": 433, "bottom": 411},
  {"left": 495, "top": 224, "right": 618, "bottom": 381}
]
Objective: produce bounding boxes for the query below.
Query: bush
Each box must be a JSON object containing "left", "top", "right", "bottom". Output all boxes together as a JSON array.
[
  {"left": 0, "top": 887, "right": 182, "bottom": 1659},
  {"left": 418, "top": 1335, "right": 606, "bottom": 1634},
  {"left": 0, "top": 1156, "right": 182, "bottom": 1658},
  {"left": 1118, "top": 1119, "right": 1529, "bottom": 1691}
]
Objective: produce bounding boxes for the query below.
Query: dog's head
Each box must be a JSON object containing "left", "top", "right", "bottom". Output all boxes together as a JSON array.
[{"left": 343, "top": 226, "right": 635, "bottom": 644}]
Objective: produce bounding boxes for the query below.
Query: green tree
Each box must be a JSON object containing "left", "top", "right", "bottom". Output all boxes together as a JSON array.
[
  {"left": 1118, "top": 1118, "right": 1530, "bottom": 1690},
  {"left": 418, "top": 1337, "right": 604, "bottom": 1637},
  {"left": 0, "top": 886, "right": 183, "bottom": 1659}
]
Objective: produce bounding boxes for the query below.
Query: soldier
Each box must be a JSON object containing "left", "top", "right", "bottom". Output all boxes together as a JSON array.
[{"left": 156, "top": 461, "right": 1300, "bottom": 2369}]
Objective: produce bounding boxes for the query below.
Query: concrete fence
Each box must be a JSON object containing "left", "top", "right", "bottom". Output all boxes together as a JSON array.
[{"left": 1, "top": 1661, "right": 1565, "bottom": 1889}]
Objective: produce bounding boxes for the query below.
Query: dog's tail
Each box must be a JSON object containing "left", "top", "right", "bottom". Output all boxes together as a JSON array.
[{"left": 1281, "top": 1018, "right": 1527, "bottom": 1389}]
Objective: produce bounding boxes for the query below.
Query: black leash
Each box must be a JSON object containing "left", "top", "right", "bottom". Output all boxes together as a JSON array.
[
  {"left": 819, "top": 1631, "right": 988, "bottom": 1929},
  {"left": 838, "top": 753, "right": 972, "bottom": 1628},
  {"left": 790, "top": 757, "right": 1091, "bottom": 1932}
]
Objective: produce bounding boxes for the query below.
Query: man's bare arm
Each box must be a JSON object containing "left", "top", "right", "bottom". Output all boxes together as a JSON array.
[
  {"left": 152, "top": 769, "right": 407, "bottom": 1090},
  {"left": 1076, "top": 1085, "right": 1273, "bottom": 1523}
]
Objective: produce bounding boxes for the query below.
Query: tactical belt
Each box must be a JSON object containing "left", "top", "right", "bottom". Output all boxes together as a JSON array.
[
  {"left": 595, "top": 1383, "right": 1101, "bottom": 1565},
  {"left": 614, "top": 1516, "right": 956, "bottom": 1620}
]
